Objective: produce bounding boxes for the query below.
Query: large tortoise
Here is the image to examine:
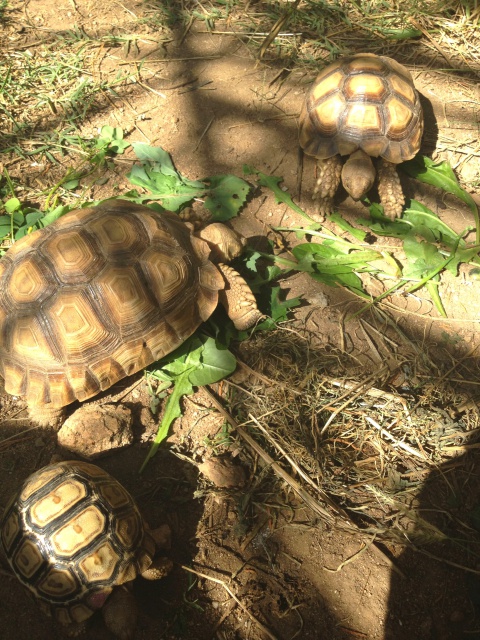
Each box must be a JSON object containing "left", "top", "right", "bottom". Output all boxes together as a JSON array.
[
  {"left": 0, "top": 200, "right": 262, "bottom": 424},
  {"left": 299, "top": 53, "right": 424, "bottom": 219},
  {"left": 1, "top": 459, "right": 171, "bottom": 638}
]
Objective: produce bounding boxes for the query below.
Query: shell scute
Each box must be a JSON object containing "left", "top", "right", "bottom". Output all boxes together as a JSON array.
[
  {"left": 299, "top": 53, "right": 423, "bottom": 163},
  {"left": 0, "top": 201, "right": 224, "bottom": 410},
  {"left": 1, "top": 461, "right": 155, "bottom": 626}
]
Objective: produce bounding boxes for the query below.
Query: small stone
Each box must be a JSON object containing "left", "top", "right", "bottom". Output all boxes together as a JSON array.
[
  {"left": 198, "top": 456, "right": 247, "bottom": 488},
  {"left": 57, "top": 404, "right": 134, "bottom": 459}
]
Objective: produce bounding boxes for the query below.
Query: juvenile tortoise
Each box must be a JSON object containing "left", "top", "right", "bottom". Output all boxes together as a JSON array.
[
  {"left": 299, "top": 52, "right": 424, "bottom": 219},
  {"left": 0, "top": 199, "right": 262, "bottom": 425},
  {"left": 1, "top": 459, "right": 172, "bottom": 639}
]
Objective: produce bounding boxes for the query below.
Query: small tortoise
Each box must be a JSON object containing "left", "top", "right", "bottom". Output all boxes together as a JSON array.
[
  {"left": 0, "top": 200, "right": 262, "bottom": 425},
  {"left": 299, "top": 53, "right": 424, "bottom": 219},
  {"left": 1, "top": 460, "right": 171, "bottom": 639}
]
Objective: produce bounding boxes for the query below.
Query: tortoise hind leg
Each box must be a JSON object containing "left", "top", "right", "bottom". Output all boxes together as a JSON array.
[
  {"left": 28, "top": 404, "right": 66, "bottom": 427},
  {"left": 377, "top": 159, "right": 405, "bottom": 220},
  {"left": 312, "top": 155, "right": 342, "bottom": 221}
]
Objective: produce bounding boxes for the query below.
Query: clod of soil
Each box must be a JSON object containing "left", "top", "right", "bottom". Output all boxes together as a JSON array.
[
  {"left": 57, "top": 404, "right": 134, "bottom": 459},
  {"left": 198, "top": 456, "right": 247, "bottom": 488}
]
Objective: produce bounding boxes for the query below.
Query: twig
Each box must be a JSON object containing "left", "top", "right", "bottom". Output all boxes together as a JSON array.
[
  {"left": 320, "top": 366, "right": 390, "bottom": 433},
  {"left": 181, "top": 565, "right": 278, "bottom": 640},
  {"left": 323, "top": 536, "right": 376, "bottom": 572},
  {"left": 203, "top": 387, "right": 405, "bottom": 578},
  {"left": 247, "top": 413, "right": 340, "bottom": 511},
  {"left": 364, "top": 416, "right": 428, "bottom": 462},
  {"left": 193, "top": 116, "right": 215, "bottom": 153}
]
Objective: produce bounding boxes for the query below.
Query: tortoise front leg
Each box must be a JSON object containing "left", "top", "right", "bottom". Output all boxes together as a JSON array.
[
  {"left": 217, "top": 263, "right": 264, "bottom": 330},
  {"left": 102, "top": 586, "right": 137, "bottom": 640},
  {"left": 377, "top": 159, "right": 405, "bottom": 220},
  {"left": 312, "top": 155, "right": 343, "bottom": 221}
]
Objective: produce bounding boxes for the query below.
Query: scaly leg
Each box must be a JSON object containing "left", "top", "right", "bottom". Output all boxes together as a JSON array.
[
  {"left": 377, "top": 159, "right": 404, "bottom": 220},
  {"left": 312, "top": 155, "right": 343, "bottom": 221},
  {"left": 217, "top": 263, "right": 264, "bottom": 330}
]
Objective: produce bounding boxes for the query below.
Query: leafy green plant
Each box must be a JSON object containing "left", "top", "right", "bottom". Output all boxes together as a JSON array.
[
  {"left": 247, "top": 156, "right": 480, "bottom": 318},
  {"left": 126, "top": 143, "right": 251, "bottom": 219},
  {"left": 89, "top": 126, "right": 130, "bottom": 166},
  {"left": 140, "top": 335, "right": 237, "bottom": 472},
  {"left": 204, "top": 422, "right": 233, "bottom": 452},
  {"left": 0, "top": 126, "right": 131, "bottom": 249}
]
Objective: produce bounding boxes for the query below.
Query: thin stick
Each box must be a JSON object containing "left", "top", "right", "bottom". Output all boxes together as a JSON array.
[
  {"left": 248, "top": 413, "right": 330, "bottom": 501},
  {"left": 321, "top": 366, "right": 390, "bottom": 433},
  {"left": 193, "top": 116, "right": 215, "bottom": 153},
  {"left": 181, "top": 565, "right": 278, "bottom": 640},
  {"left": 364, "top": 416, "right": 428, "bottom": 462},
  {"left": 203, "top": 387, "right": 405, "bottom": 578}
]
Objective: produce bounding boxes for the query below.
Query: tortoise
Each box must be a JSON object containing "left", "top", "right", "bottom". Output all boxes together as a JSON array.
[
  {"left": 1, "top": 459, "right": 172, "bottom": 639},
  {"left": 298, "top": 52, "right": 424, "bottom": 219},
  {"left": 0, "top": 199, "right": 262, "bottom": 425}
]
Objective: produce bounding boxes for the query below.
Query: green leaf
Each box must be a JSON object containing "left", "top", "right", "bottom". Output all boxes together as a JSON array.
[
  {"left": 126, "top": 164, "right": 205, "bottom": 210},
  {"left": 269, "top": 286, "right": 301, "bottom": 323},
  {"left": 25, "top": 211, "right": 44, "bottom": 226},
  {"left": 132, "top": 142, "right": 179, "bottom": 176},
  {"left": 245, "top": 250, "right": 262, "bottom": 272},
  {"left": 39, "top": 205, "right": 73, "bottom": 228},
  {"left": 372, "top": 26, "right": 422, "bottom": 39},
  {"left": 328, "top": 211, "right": 367, "bottom": 241},
  {"left": 62, "top": 179, "right": 80, "bottom": 190},
  {"left": 4, "top": 197, "right": 20, "bottom": 214},
  {"left": 292, "top": 243, "right": 373, "bottom": 298},
  {"left": 140, "top": 334, "right": 237, "bottom": 471},
  {"left": 358, "top": 206, "right": 412, "bottom": 238},
  {"left": 189, "top": 337, "right": 236, "bottom": 386},
  {"left": 204, "top": 175, "right": 251, "bottom": 221},
  {"left": 402, "top": 235, "right": 446, "bottom": 279},
  {"left": 403, "top": 200, "right": 470, "bottom": 249},
  {"left": 126, "top": 143, "right": 208, "bottom": 210},
  {"left": 244, "top": 166, "right": 320, "bottom": 227},
  {"left": 401, "top": 156, "right": 478, "bottom": 216}
]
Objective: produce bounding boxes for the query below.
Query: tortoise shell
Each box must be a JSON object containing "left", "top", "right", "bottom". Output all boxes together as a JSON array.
[
  {"left": 299, "top": 53, "right": 423, "bottom": 164},
  {"left": 1, "top": 460, "right": 155, "bottom": 627},
  {"left": 0, "top": 200, "right": 224, "bottom": 410}
]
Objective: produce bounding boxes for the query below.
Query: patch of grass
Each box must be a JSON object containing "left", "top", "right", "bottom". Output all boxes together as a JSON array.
[
  {"left": 185, "top": 0, "right": 480, "bottom": 73},
  {"left": 0, "top": 44, "right": 129, "bottom": 154}
]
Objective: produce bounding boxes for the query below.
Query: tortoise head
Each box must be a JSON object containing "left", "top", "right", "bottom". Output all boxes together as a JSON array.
[
  {"left": 196, "top": 223, "right": 246, "bottom": 263},
  {"left": 341, "top": 150, "right": 376, "bottom": 200}
]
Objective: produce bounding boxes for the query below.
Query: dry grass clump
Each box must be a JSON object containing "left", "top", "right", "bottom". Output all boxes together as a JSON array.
[
  {"left": 189, "top": 0, "right": 480, "bottom": 73},
  {"left": 232, "top": 328, "right": 480, "bottom": 557}
]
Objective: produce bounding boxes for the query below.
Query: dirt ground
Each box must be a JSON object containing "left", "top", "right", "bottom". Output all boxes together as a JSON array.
[{"left": 2, "top": 1, "right": 480, "bottom": 639}]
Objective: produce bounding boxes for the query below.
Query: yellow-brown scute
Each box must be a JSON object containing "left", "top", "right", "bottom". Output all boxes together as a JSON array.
[
  {"left": 0, "top": 200, "right": 224, "bottom": 408},
  {"left": 299, "top": 53, "right": 423, "bottom": 164},
  {"left": 0, "top": 461, "right": 155, "bottom": 627}
]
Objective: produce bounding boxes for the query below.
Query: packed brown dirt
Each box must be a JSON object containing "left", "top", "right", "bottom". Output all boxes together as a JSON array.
[{"left": 2, "top": 2, "right": 480, "bottom": 640}]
